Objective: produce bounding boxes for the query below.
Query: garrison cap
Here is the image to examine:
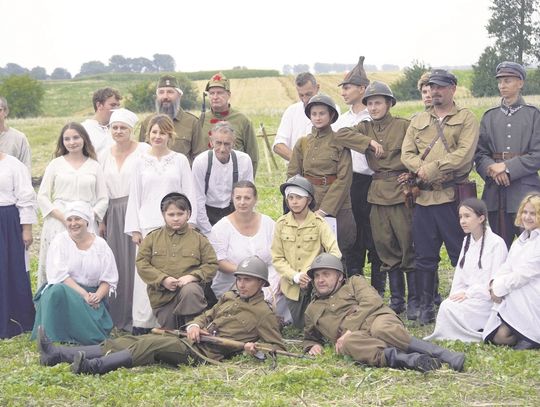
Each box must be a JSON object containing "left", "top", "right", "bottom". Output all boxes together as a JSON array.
[
  {"left": 495, "top": 61, "right": 526, "bottom": 80},
  {"left": 428, "top": 69, "right": 458, "bottom": 86},
  {"left": 339, "top": 56, "right": 370, "bottom": 87},
  {"left": 157, "top": 75, "right": 183, "bottom": 95},
  {"left": 206, "top": 72, "right": 231, "bottom": 92}
]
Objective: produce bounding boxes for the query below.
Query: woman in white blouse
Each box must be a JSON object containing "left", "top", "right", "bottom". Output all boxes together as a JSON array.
[
  {"left": 99, "top": 108, "right": 149, "bottom": 332},
  {"left": 425, "top": 198, "right": 507, "bottom": 342},
  {"left": 209, "top": 180, "right": 292, "bottom": 325},
  {"left": 37, "top": 123, "right": 108, "bottom": 288},
  {"left": 483, "top": 194, "right": 540, "bottom": 350},
  {"left": 124, "top": 114, "right": 197, "bottom": 334},
  {"left": 0, "top": 152, "right": 37, "bottom": 338},
  {"left": 31, "top": 201, "right": 118, "bottom": 345}
]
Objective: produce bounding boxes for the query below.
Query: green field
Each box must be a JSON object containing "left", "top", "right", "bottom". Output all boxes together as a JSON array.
[{"left": 1, "top": 73, "right": 540, "bottom": 406}]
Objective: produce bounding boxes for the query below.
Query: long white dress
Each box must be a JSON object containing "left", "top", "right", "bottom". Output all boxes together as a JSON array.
[
  {"left": 37, "top": 156, "right": 108, "bottom": 287},
  {"left": 425, "top": 228, "right": 508, "bottom": 342},
  {"left": 124, "top": 150, "right": 197, "bottom": 329},
  {"left": 483, "top": 228, "right": 540, "bottom": 344},
  {"left": 209, "top": 214, "right": 292, "bottom": 324}
]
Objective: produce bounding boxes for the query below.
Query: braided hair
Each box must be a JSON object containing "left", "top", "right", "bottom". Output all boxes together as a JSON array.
[{"left": 458, "top": 198, "right": 488, "bottom": 269}]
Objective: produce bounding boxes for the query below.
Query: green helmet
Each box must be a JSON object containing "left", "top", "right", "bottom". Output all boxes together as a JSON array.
[
  {"left": 279, "top": 174, "right": 316, "bottom": 209},
  {"left": 307, "top": 253, "right": 344, "bottom": 279},
  {"left": 304, "top": 94, "right": 339, "bottom": 124},
  {"left": 362, "top": 81, "right": 396, "bottom": 106},
  {"left": 234, "top": 256, "right": 270, "bottom": 286}
]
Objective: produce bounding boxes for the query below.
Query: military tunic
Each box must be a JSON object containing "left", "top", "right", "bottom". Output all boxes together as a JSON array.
[
  {"left": 336, "top": 113, "right": 414, "bottom": 273},
  {"left": 195, "top": 107, "right": 259, "bottom": 174},
  {"left": 102, "top": 290, "right": 286, "bottom": 366},
  {"left": 138, "top": 109, "right": 200, "bottom": 163},
  {"left": 136, "top": 224, "right": 218, "bottom": 327},
  {"left": 303, "top": 276, "right": 411, "bottom": 367}
]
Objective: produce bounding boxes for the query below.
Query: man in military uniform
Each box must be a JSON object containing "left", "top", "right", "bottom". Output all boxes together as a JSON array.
[
  {"left": 303, "top": 254, "right": 465, "bottom": 372},
  {"left": 138, "top": 75, "right": 200, "bottom": 163},
  {"left": 401, "top": 69, "right": 479, "bottom": 325},
  {"left": 37, "top": 256, "right": 286, "bottom": 375},
  {"left": 417, "top": 72, "right": 433, "bottom": 109},
  {"left": 332, "top": 56, "right": 384, "bottom": 295},
  {"left": 336, "top": 81, "right": 418, "bottom": 320},
  {"left": 195, "top": 72, "right": 259, "bottom": 174},
  {"left": 475, "top": 61, "right": 540, "bottom": 248}
]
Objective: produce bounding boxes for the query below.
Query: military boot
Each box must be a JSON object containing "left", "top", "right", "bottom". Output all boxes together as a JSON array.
[
  {"left": 383, "top": 347, "right": 441, "bottom": 372},
  {"left": 434, "top": 272, "right": 442, "bottom": 306},
  {"left": 407, "top": 338, "right": 465, "bottom": 372},
  {"left": 37, "top": 326, "right": 102, "bottom": 366},
  {"left": 417, "top": 270, "right": 436, "bottom": 325},
  {"left": 406, "top": 271, "right": 419, "bottom": 321},
  {"left": 388, "top": 269, "right": 406, "bottom": 315},
  {"left": 72, "top": 350, "right": 133, "bottom": 375},
  {"left": 370, "top": 259, "right": 386, "bottom": 298}
]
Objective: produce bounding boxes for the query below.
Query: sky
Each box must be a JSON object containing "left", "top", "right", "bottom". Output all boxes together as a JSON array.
[{"left": 0, "top": 0, "right": 494, "bottom": 75}]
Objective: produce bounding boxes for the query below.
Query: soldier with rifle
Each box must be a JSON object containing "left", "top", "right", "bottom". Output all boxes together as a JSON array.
[{"left": 36, "top": 256, "right": 288, "bottom": 375}]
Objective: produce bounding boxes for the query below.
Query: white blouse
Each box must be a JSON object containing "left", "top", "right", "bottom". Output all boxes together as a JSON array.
[
  {"left": 99, "top": 142, "right": 150, "bottom": 199},
  {"left": 124, "top": 151, "right": 197, "bottom": 234},
  {"left": 37, "top": 156, "right": 108, "bottom": 221},
  {"left": 46, "top": 231, "right": 118, "bottom": 289},
  {"left": 0, "top": 154, "right": 37, "bottom": 224}
]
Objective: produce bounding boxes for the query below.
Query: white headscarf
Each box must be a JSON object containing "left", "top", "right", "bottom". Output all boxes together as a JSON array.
[
  {"left": 109, "top": 108, "right": 138, "bottom": 128},
  {"left": 64, "top": 201, "right": 93, "bottom": 224}
]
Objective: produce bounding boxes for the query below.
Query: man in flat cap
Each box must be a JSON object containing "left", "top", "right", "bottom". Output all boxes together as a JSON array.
[
  {"left": 194, "top": 72, "right": 259, "bottom": 174},
  {"left": 475, "top": 61, "right": 540, "bottom": 248},
  {"left": 332, "top": 57, "right": 384, "bottom": 296},
  {"left": 82, "top": 88, "right": 122, "bottom": 155},
  {"left": 139, "top": 75, "right": 200, "bottom": 163},
  {"left": 401, "top": 69, "right": 479, "bottom": 325}
]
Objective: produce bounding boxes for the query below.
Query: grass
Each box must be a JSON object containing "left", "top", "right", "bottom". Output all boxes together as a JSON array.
[{"left": 2, "top": 74, "right": 540, "bottom": 406}]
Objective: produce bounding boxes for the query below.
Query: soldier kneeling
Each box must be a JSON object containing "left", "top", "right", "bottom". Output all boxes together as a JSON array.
[
  {"left": 303, "top": 253, "right": 465, "bottom": 372},
  {"left": 37, "top": 256, "right": 286, "bottom": 375}
]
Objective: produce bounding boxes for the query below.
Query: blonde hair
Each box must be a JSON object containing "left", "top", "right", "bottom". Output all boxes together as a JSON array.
[
  {"left": 146, "top": 114, "right": 177, "bottom": 147},
  {"left": 515, "top": 194, "right": 540, "bottom": 227}
]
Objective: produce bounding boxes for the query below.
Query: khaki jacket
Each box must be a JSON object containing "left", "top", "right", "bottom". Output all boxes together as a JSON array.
[
  {"left": 136, "top": 224, "right": 218, "bottom": 308},
  {"left": 336, "top": 113, "right": 410, "bottom": 205},
  {"left": 271, "top": 211, "right": 341, "bottom": 301},
  {"left": 288, "top": 127, "right": 353, "bottom": 215},
  {"left": 401, "top": 104, "right": 479, "bottom": 206}
]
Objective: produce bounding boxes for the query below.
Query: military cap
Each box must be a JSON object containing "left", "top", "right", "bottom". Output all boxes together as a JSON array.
[
  {"left": 206, "top": 72, "right": 231, "bottom": 92},
  {"left": 339, "top": 56, "right": 370, "bottom": 87},
  {"left": 428, "top": 69, "right": 458, "bottom": 86},
  {"left": 495, "top": 61, "right": 526, "bottom": 80},
  {"left": 157, "top": 75, "right": 183, "bottom": 95}
]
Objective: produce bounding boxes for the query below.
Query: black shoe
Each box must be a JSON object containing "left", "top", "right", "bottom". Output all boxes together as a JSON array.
[
  {"left": 132, "top": 327, "right": 151, "bottom": 336},
  {"left": 407, "top": 337, "right": 465, "bottom": 372},
  {"left": 513, "top": 339, "right": 540, "bottom": 350},
  {"left": 72, "top": 350, "right": 133, "bottom": 375},
  {"left": 383, "top": 347, "right": 441, "bottom": 372}
]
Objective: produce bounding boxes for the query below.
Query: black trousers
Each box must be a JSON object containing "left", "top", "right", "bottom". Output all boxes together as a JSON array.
[{"left": 206, "top": 203, "right": 234, "bottom": 226}]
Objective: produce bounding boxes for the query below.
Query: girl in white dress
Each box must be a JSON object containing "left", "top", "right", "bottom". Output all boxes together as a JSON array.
[
  {"left": 483, "top": 194, "right": 540, "bottom": 350},
  {"left": 425, "top": 198, "right": 507, "bottom": 342},
  {"left": 37, "top": 123, "right": 108, "bottom": 287},
  {"left": 209, "top": 181, "right": 292, "bottom": 324},
  {"left": 124, "top": 114, "right": 197, "bottom": 334},
  {"left": 99, "top": 108, "right": 149, "bottom": 332}
]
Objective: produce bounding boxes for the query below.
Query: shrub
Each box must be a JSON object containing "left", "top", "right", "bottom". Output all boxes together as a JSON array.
[
  {"left": 392, "top": 61, "right": 431, "bottom": 101},
  {"left": 0, "top": 74, "right": 45, "bottom": 118}
]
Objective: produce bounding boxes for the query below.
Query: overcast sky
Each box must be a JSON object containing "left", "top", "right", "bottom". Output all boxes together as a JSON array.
[{"left": 0, "top": 0, "right": 493, "bottom": 75}]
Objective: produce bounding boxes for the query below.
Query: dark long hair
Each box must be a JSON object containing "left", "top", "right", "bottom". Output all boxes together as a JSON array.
[
  {"left": 458, "top": 198, "right": 488, "bottom": 269},
  {"left": 54, "top": 122, "right": 97, "bottom": 160}
]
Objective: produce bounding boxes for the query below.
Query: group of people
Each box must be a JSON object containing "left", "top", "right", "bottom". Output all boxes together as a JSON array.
[{"left": 1, "top": 59, "right": 539, "bottom": 376}]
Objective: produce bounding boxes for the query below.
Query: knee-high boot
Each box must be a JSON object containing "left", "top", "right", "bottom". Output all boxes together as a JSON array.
[
  {"left": 37, "top": 326, "right": 102, "bottom": 366},
  {"left": 72, "top": 350, "right": 133, "bottom": 375},
  {"left": 417, "top": 270, "right": 436, "bottom": 325},
  {"left": 407, "top": 337, "right": 465, "bottom": 372},
  {"left": 370, "top": 258, "right": 386, "bottom": 297},
  {"left": 388, "top": 269, "right": 406, "bottom": 314},
  {"left": 383, "top": 347, "right": 441, "bottom": 372},
  {"left": 406, "top": 271, "right": 419, "bottom": 321}
]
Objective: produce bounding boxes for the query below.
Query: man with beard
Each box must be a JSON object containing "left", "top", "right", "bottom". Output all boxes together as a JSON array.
[{"left": 139, "top": 75, "right": 200, "bottom": 163}]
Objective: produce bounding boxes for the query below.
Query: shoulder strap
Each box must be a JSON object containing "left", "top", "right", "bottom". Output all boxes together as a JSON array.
[
  {"left": 420, "top": 119, "right": 449, "bottom": 161},
  {"left": 231, "top": 150, "right": 238, "bottom": 186},
  {"left": 435, "top": 120, "right": 451, "bottom": 153},
  {"left": 205, "top": 150, "right": 213, "bottom": 194}
]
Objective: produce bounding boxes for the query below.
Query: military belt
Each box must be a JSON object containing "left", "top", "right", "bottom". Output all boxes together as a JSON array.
[
  {"left": 372, "top": 171, "right": 402, "bottom": 180},
  {"left": 304, "top": 174, "right": 337, "bottom": 186},
  {"left": 492, "top": 152, "right": 522, "bottom": 161}
]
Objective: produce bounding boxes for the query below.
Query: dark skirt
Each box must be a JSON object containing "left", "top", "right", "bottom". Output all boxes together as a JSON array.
[
  {"left": 0, "top": 205, "right": 35, "bottom": 339},
  {"left": 105, "top": 196, "right": 136, "bottom": 331}
]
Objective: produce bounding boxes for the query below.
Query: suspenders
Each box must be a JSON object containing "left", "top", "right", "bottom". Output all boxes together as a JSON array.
[{"left": 205, "top": 150, "right": 239, "bottom": 194}]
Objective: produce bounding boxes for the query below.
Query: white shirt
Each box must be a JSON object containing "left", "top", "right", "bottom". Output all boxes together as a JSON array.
[
  {"left": 272, "top": 102, "right": 312, "bottom": 156},
  {"left": 82, "top": 119, "right": 114, "bottom": 156},
  {"left": 0, "top": 127, "right": 31, "bottom": 173},
  {"left": 46, "top": 231, "right": 118, "bottom": 290},
  {"left": 125, "top": 151, "right": 197, "bottom": 234},
  {"left": 99, "top": 142, "right": 150, "bottom": 199},
  {"left": 192, "top": 150, "right": 253, "bottom": 234},
  {"left": 333, "top": 107, "right": 373, "bottom": 175},
  {"left": 37, "top": 156, "right": 109, "bottom": 222},
  {"left": 0, "top": 154, "right": 37, "bottom": 224}
]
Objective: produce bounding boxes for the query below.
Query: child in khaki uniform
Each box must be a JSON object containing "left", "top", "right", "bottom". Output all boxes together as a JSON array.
[{"left": 271, "top": 175, "right": 341, "bottom": 329}]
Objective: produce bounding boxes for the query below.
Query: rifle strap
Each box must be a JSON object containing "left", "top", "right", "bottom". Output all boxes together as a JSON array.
[{"left": 420, "top": 118, "right": 450, "bottom": 161}]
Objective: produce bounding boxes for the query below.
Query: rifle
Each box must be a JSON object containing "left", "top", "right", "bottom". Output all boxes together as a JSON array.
[{"left": 151, "top": 328, "right": 312, "bottom": 360}]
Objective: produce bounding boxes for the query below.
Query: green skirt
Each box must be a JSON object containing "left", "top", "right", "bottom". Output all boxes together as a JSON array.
[{"left": 31, "top": 283, "right": 113, "bottom": 345}]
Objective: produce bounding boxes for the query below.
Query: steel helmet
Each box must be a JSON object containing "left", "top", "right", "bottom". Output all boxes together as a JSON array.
[
  {"left": 234, "top": 256, "right": 270, "bottom": 286},
  {"left": 279, "top": 174, "right": 316, "bottom": 210},
  {"left": 361, "top": 81, "right": 396, "bottom": 106},
  {"left": 304, "top": 94, "right": 339, "bottom": 124},
  {"left": 307, "top": 253, "right": 344, "bottom": 279}
]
